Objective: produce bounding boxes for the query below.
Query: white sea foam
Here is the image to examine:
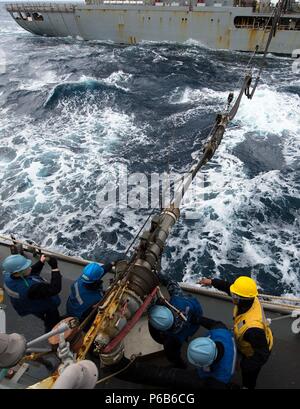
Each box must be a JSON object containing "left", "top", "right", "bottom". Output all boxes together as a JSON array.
[
  {"left": 18, "top": 70, "right": 61, "bottom": 91},
  {"left": 152, "top": 50, "right": 168, "bottom": 63},
  {"left": 0, "top": 66, "right": 154, "bottom": 252},
  {"left": 0, "top": 30, "right": 299, "bottom": 295},
  {"left": 162, "top": 84, "right": 300, "bottom": 295},
  {"left": 102, "top": 70, "right": 132, "bottom": 91},
  {"left": 169, "top": 86, "right": 229, "bottom": 106},
  {"left": 183, "top": 38, "right": 213, "bottom": 50}
]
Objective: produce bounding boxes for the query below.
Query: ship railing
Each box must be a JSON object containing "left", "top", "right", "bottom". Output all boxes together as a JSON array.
[
  {"left": 100, "top": 1, "right": 192, "bottom": 4},
  {"left": 1, "top": 234, "right": 300, "bottom": 314},
  {"left": 277, "top": 23, "right": 300, "bottom": 29},
  {"left": 102, "top": 0, "right": 145, "bottom": 4},
  {"left": 86, "top": 0, "right": 224, "bottom": 6},
  {"left": 6, "top": 2, "right": 77, "bottom": 13},
  {"left": 235, "top": 23, "right": 300, "bottom": 30}
]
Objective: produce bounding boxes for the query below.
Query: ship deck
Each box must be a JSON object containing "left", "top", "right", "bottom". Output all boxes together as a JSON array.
[{"left": 0, "top": 242, "right": 299, "bottom": 389}]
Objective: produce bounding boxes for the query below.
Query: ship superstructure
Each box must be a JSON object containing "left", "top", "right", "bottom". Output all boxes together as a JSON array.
[{"left": 6, "top": 0, "right": 300, "bottom": 53}]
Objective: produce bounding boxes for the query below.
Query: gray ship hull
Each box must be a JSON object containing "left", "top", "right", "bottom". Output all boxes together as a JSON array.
[{"left": 6, "top": 2, "right": 300, "bottom": 54}]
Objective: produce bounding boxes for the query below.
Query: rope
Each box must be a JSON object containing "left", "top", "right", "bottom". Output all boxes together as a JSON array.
[
  {"left": 95, "top": 354, "right": 137, "bottom": 385},
  {"left": 0, "top": 234, "right": 88, "bottom": 266},
  {"left": 268, "top": 310, "right": 300, "bottom": 323},
  {"left": 2, "top": 233, "right": 300, "bottom": 306},
  {"left": 179, "top": 283, "right": 300, "bottom": 308},
  {"left": 124, "top": 211, "right": 155, "bottom": 256},
  {"left": 258, "top": 300, "right": 298, "bottom": 312},
  {"left": 260, "top": 295, "right": 300, "bottom": 303},
  {"left": 123, "top": 124, "right": 218, "bottom": 257},
  {"left": 244, "top": 8, "right": 276, "bottom": 72},
  {"left": 157, "top": 287, "right": 187, "bottom": 322},
  {"left": 247, "top": 0, "right": 287, "bottom": 99}
]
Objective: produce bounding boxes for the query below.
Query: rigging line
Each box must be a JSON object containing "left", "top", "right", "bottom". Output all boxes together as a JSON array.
[
  {"left": 245, "top": 8, "right": 277, "bottom": 71},
  {"left": 110, "top": 1, "right": 285, "bottom": 261},
  {"left": 269, "top": 312, "right": 300, "bottom": 323},
  {"left": 248, "top": 0, "right": 288, "bottom": 99},
  {"left": 125, "top": 76, "right": 251, "bottom": 255},
  {"left": 123, "top": 124, "right": 214, "bottom": 257},
  {"left": 245, "top": 46, "right": 259, "bottom": 71},
  {"left": 173, "top": 12, "right": 283, "bottom": 193},
  {"left": 167, "top": 124, "right": 215, "bottom": 204},
  {"left": 95, "top": 354, "right": 137, "bottom": 385},
  {"left": 124, "top": 209, "right": 156, "bottom": 256},
  {"left": 170, "top": 67, "right": 256, "bottom": 205},
  {"left": 236, "top": 5, "right": 277, "bottom": 91}
]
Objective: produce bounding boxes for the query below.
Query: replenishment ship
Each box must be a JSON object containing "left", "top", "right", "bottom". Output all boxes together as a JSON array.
[{"left": 5, "top": 0, "right": 300, "bottom": 53}]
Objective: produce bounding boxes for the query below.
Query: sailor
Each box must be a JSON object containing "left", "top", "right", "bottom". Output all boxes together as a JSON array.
[
  {"left": 148, "top": 275, "right": 203, "bottom": 368},
  {"left": 187, "top": 315, "right": 237, "bottom": 388},
  {"left": 199, "top": 276, "right": 273, "bottom": 389},
  {"left": 66, "top": 262, "right": 114, "bottom": 323},
  {"left": 2, "top": 254, "right": 61, "bottom": 333}
]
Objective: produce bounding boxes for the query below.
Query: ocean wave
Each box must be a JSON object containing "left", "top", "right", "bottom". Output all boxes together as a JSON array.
[
  {"left": 44, "top": 74, "right": 131, "bottom": 107},
  {"left": 0, "top": 9, "right": 299, "bottom": 296},
  {"left": 176, "top": 86, "right": 300, "bottom": 295}
]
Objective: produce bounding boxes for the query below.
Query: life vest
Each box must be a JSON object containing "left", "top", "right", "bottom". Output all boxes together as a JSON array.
[
  {"left": 197, "top": 328, "right": 237, "bottom": 384},
  {"left": 166, "top": 295, "right": 203, "bottom": 343},
  {"left": 233, "top": 297, "right": 273, "bottom": 357},
  {"left": 3, "top": 274, "right": 60, "bottom": 316},
  {"left": 66, "top": 278, "right": 104, "bottom": 321}
]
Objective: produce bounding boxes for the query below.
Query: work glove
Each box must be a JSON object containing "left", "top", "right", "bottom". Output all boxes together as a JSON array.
[
  {"left": 47, "top": 257, "right": 58, "bottom": 270},
  {"left": 107, "top": 260, "right": 123, "bottom": 273}
]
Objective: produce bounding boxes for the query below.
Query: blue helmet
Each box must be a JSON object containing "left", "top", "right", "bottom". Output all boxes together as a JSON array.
[
  {"left": 1, "top": 255, "right": 32, "bottom": 275},
  {"left": 149, "top": 305, "right": 174, "bottom": 331},
  {"left": 187, "top": 337, "right": 217, "bottom": 367},
  {"left": 81, "top": 263, "right": 105, "bottom": 283}
]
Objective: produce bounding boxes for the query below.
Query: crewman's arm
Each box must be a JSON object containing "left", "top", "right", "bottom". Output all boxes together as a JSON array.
[
  {"left": 30, "top": 255, "right": 46, "bottom": 276},
  {"left": 240, "top": 327, "right": 270, "bottom": 372},
  {"left": 157, "top": 273, "right": 183, "bottom": 297},
  {"left": 102, "top": 263, "right": 114, "bottom": 274},
  {"left": 27, "top": 257, "right": 62, "bottom": 299},
  {"left": 197, "top": 315, "right": 228, "bottom": 330},
  {"left": 211, "top": 279, "right": 232, "bottom": 296},
  {"left": 199, "top": 277, "right": 232, "bottom": 296}
]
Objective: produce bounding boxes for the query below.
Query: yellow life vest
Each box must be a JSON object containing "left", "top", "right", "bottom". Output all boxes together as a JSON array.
[{"left": 233, "top": 297, "right": 273, "bottom": 357}]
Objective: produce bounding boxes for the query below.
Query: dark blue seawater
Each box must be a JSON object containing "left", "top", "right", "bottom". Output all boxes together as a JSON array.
[{"left": 0, "top": 4, "right": 299, "bottom": 296}]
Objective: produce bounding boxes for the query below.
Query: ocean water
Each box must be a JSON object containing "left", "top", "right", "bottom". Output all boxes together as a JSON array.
[{"left": 0, "top": 5, "right": 299, "bottom": 296}]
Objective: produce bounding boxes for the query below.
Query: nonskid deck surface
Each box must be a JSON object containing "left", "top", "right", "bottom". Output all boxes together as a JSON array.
[{"left": 0, "top": 243, "right": 299, "bottom": 389}]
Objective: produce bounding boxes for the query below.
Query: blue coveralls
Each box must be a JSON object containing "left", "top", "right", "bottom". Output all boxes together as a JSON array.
[
  {"left": 66, "top": 277, "right": 104, "bottom": 322},
  {"left": 197, "top": 328, "right": 237, "bottom": 384},
  {"left": 149, "top": 277, "right": 203, "bottom": 367},
  {"left": 4, "top": 273, "right": 61, "bottom": 332}
]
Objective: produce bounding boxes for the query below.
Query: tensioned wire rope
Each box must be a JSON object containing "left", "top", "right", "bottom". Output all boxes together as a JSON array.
[{"left": 124, "top": 0, "right": 286, "bottom": 256}]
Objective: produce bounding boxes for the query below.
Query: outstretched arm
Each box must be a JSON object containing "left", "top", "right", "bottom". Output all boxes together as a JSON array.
[{"left": 198, "top": 277, "right": 232, "bottom": 296}]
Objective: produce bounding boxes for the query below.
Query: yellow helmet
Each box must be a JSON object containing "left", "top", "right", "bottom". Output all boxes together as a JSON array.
[{"left": 230, "top": 276, "right": 258, "bottom": 298}]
